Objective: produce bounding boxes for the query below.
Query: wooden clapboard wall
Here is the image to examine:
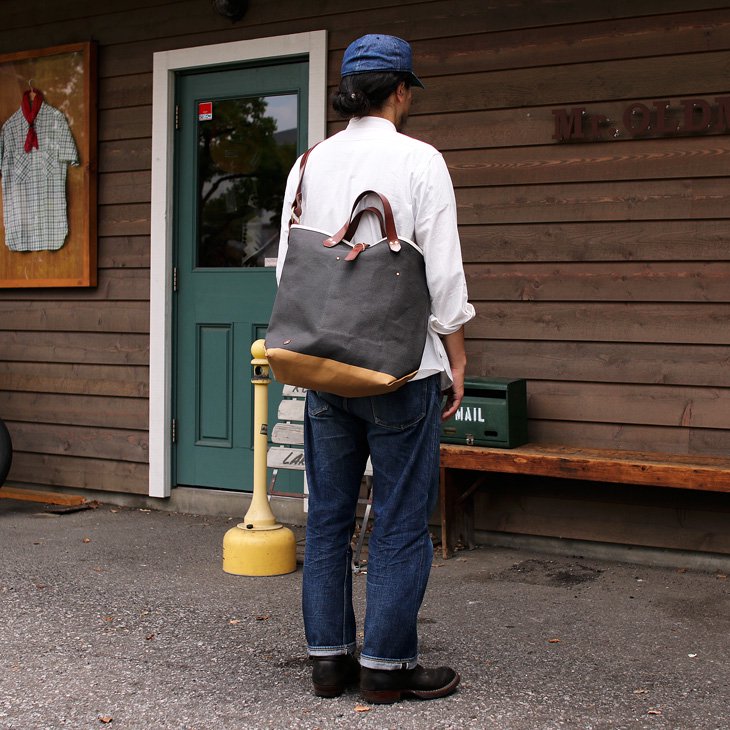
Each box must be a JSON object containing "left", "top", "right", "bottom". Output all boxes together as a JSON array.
[
  {"left": 0, "top": 0, "right": 728, "bottom": 496},
  {"left": 403, "top": 5, "right": 730, "bottom": 457}
]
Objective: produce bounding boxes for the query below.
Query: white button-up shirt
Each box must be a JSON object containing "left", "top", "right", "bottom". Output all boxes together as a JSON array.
[{"left": 277, "top": 116, "right": 475, "bottom": 387}]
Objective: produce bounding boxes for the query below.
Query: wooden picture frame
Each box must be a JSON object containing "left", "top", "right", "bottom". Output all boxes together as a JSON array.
[{"left": 0, "top": 41, "right": 97, "bottom": 288}]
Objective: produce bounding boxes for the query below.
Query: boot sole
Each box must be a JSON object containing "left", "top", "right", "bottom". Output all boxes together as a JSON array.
[
  {"left": 360, "top": 672, "right": 461, "bottom": 704},
  {"left": 313, "top": 683, "right": 346, "bottom": 698}
]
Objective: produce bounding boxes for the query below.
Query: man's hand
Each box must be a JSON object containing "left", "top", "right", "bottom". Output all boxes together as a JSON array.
[
  {"left": 441, "top": 370, "right": 464, "bottom": 421},
  {"left": 441, "top": 327, "right": 467, "bottom": 421}
]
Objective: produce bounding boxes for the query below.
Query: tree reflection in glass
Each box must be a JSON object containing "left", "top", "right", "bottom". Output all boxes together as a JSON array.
[{"left": 197, "top": 94, "right": 297, "bottom": 268}]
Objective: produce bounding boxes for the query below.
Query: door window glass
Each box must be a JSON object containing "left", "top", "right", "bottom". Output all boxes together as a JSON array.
[{"left": 196, "top": 93, "right": 297, "bottom": 268}]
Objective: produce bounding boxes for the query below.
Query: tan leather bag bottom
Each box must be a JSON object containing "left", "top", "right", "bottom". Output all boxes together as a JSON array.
[{"left": 266, "top": 348, "right": 417, "bottom": 397}]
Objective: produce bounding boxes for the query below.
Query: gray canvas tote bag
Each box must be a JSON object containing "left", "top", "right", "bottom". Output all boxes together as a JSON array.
[{"left": 266, "top": 177, "right": 429, "bottom": 397}]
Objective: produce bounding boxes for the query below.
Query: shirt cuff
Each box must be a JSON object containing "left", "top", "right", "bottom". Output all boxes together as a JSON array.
[{"left": 429, "top": 301, "right": 476, "bottom": 336}]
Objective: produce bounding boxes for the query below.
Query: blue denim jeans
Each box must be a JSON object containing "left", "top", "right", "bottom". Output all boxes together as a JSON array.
[{"left": 302, "top": 374, "right": 441, "bottom": 670}]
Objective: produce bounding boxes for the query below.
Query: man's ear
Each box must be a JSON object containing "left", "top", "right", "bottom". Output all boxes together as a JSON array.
[{"left": 396, "top": 81, "right": 409, "bottom": 100}]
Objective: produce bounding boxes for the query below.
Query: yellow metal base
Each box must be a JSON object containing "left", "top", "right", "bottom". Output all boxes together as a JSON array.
[{"left": 222, "top": 524, "right": 297, "bottom": 576}]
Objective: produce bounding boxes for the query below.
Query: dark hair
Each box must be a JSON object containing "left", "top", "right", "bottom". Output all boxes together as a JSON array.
[{"left": 332, "top": 72, "right": 412, "bottom": 118}]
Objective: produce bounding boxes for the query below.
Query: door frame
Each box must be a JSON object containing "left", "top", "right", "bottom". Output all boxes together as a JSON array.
[{"left": 149, "top": 31, "right": 327, "bottom": 498}]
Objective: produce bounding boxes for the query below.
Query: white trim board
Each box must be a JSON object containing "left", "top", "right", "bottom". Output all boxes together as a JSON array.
[{"left": 148, "top": 31, "right": 328, "bottom": 498}]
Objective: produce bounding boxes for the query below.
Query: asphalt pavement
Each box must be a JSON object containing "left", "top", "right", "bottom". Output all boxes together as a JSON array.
[{"left": 1, "top": 495, "right": 728, "bottom": 729}]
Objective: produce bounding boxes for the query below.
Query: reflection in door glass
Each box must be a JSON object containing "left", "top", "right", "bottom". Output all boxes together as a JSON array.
[{"left": 197, "top": 94, "right": 297, "bottom": 268}]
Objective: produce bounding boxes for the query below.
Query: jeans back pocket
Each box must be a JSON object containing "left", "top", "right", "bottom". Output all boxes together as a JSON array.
[{"left": 370, "top": 377, "right": 433, "bottom": 431}]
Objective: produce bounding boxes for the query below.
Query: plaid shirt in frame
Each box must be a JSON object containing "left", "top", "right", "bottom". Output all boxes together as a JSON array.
[{"left": 0, "top": 102, "right": 79, "bottom": 252}]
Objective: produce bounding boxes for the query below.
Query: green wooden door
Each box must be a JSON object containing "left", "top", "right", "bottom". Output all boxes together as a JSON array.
[{"left": 174, "top": 60, "right": 307, "bottom": 490}]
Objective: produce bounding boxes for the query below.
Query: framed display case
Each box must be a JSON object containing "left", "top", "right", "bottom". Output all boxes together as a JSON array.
[{"left": 0, "top": 41, "right": 97, "bottom": 288}]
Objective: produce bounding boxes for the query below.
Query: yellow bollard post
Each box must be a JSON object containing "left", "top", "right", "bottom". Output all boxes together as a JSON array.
[{"left": 222, "top": 340, "right": 297, "bottom": 576}]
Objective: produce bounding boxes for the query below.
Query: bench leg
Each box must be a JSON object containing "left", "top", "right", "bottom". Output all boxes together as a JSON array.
[
  {"left": 440, "top": 467, "right": 455, "bottom": 559},
  {"left": 440, "top": 467, "right": 482, "bottom": 560},
  {"left": 440, "top": 467, "right": 470, "bottom": 559}
]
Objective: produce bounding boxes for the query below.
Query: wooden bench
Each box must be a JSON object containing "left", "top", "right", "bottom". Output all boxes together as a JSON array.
[
  {"left": 439, "top": 442, "right": 730, "bottom": 559},
  {"left": 268, "top": 390, "right": 730, "bottom": 562},
  {"left": 267, "top": 386, "right": 374, "bottom": 571}
]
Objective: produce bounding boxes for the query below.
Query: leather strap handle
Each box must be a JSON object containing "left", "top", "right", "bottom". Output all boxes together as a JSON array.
[
  {"left": 289, "top": 144, "right": 319, "bottom": 228},
  {"left": 323, "top": 206, "right": 386, "bottom": 248},
  {"left": 323, "top": 191, "right": 401, "bottom": 253}
]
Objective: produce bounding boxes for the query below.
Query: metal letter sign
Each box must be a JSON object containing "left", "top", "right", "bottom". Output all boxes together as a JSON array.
[{"left": 552, "top": 96, "right": 730, "bottom": 143}]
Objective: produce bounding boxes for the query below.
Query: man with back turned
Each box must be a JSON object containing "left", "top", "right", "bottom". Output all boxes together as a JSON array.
[{"left": 277, "top": 33, "right": 475, "bottom": 704}]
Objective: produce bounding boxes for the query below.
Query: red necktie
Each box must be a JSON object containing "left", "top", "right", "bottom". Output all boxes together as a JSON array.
[{"left": 21, "top": 89, "right": 44, "bottom": 153}]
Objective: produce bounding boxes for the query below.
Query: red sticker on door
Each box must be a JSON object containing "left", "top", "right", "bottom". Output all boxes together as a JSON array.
[{"left": 198, "top": 102, "right": 213, "bottom": 121}]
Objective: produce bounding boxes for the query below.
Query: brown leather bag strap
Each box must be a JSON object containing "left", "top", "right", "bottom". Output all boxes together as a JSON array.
[
  {"left": 323, "top": 206, "right": 386, "bottom": 248},
  {"left": 323, "top": 190, "right": 401, "bottom": 253},
  {"left": 290, "top": 144, "right": 319, "bottom": 228}
]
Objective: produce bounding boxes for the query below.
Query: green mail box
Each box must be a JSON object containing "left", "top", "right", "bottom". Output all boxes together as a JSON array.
[{"left": 441, "top": 377, "right": 528, "bottom": 448}]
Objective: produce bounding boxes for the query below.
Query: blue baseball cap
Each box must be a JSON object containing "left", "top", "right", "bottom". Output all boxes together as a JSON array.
[{"left": 341, "top": 34, "right": 425, "bottom": 88}]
